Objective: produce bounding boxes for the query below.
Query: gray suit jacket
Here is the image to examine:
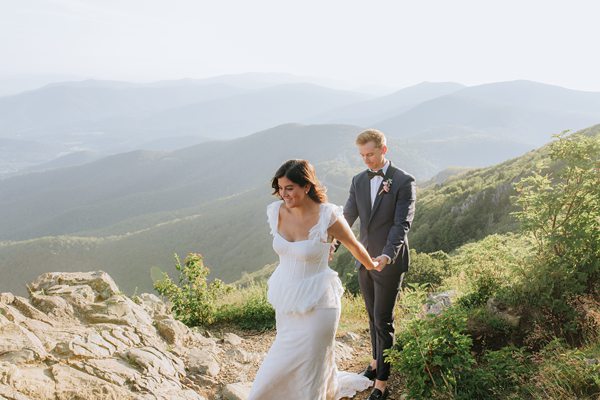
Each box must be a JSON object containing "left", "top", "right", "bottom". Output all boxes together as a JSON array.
[{"left": 343, "top": 162, "right": 416, "bottom": 273}]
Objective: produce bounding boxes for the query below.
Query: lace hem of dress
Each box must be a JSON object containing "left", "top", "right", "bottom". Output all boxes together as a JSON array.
[
  {"left": 267, "top": 268, "right": 344, "bottom": 314},
  {"left": 335, "top": 371, "right": 373, "bottom": 400}
]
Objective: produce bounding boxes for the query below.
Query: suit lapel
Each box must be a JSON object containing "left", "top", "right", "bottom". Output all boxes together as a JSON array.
[
  {"left": 368, "top": 162, "right": 395, "bottom": 226},
  {"left": 356, "top": 171, "right": 372, "bottom": 223}
]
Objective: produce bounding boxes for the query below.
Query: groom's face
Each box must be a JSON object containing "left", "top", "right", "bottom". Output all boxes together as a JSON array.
[{"left": 358, "top": 141, "right": 387, "bottom": 171}]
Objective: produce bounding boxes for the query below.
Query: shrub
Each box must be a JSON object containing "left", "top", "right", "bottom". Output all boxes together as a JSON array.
[
  {"left": 405, "top": 250, "right": 451, "bottom": 288},
  {"left": 154, "top": 253, "right": 231, "bottom": 326},
  {"left": 512, "top": 132, "right": 600, "bottom": 345},
  {"left": 467, "top": 305, "right": 519, "bottom": 353},
  {"left": 472, "top": 346, "right": 532, "bottom": 399},
  {"left": 385, "top": 307, "right": 478, "bottom": 399},
  {"left": 215, "top": 283, "right": 275, "bottom": 331},
  {"left": 456, "top": 276, "right": 498, "bottom": 309}
]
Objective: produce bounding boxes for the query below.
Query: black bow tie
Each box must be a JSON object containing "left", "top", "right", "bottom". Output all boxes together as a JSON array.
[{"left": 367, "top": 169, "right": 385, "bottom": 179}]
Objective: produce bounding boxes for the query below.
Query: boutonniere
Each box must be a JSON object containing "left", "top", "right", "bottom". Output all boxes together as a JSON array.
[{"left": 378, "top": 178, "right": 393, "bottom": 195}]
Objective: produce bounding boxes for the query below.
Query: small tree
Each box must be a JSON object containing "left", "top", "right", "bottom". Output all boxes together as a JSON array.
[
  {"left": 513, "top": 131, "right": 600, "bottom": 292},
  {"left": 154, "top": 253, "right": 231, "bottom": 326},
  {"left": 512, "top": 131, "right": 600, "bottom": 344}
]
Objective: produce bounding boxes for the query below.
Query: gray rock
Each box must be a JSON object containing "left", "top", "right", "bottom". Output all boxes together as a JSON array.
[
  {"left": 341, "top": 331, "right": 360, "bottom": 342},
  {"left": 0, "top": 271, "right": 222, "bottom": 399},
  {"left": 486, "top": 298, "right": 521, "bottom": 328},
  {"left": 28, "top": 271, "right": 120, "bottom": 301},
  {"left": 155, "top": 317, "right": 189, "bottom": 346},
  {"left": 226, "top": 348, "right": 262, "bottom": 364},
  {"left": 186, "top": 348, "right": 220, "bottom": 377},
  {"left": 223, "top": 332, "right": 243, "bottom": 346},
  {"left": 335, "top": 340, "right": 354, "bottom": 362},
  {"left": 223, "top": 382, "right": 252, "bottom": 400},
  {"left": 422, "top": 290, "right": 457, "bottom": 316}
]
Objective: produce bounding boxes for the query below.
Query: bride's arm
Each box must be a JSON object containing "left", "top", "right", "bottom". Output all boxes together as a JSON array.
[{"left": 328, "top": 219, "right": 378, "bottom": 271}]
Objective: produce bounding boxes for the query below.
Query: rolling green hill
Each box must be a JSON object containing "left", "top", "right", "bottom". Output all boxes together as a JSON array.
[
  {"left": 410, "top": 123, "right": 600, "bottom": 253},
  {"left": 2, "top": 124, "right": 597, "bottom": 296}
]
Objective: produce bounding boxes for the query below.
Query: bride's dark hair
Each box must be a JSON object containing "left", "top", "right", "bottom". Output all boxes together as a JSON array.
[{"left": 271, "top": 159, "right": 327, "bottom": 203}]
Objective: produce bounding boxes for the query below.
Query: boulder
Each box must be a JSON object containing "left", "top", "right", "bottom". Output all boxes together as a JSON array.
[
  {"left": 0, "top": 271, "right": 218, "bottom": 400},
  {"left": 223, "top": 382, "right": 253, "bottom": 400}
]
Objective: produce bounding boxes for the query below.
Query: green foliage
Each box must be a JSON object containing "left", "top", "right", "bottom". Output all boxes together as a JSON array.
[
  {"left": 471, "top": 346, "right": 532, "bottom": 399},
  {"left": 405, "top": 249, "right": 451, "bottom": 288},
  {"left": 330, "top": 247, "right": 361, "bottom": 295},
  {"left": 526, "top": 339, "right": 600, "bottom": 399},
  {"left": 386, "top": 307, "right": 479, "bottom": 399},
  {"left": 154, "top": 253, "right": 231, "bottom": 326},
  {"left": 410, "top": 151, "right": 537, "bottom": 253},
  {"left": 511, "top": 132, "right": 600, "bottom": 344},
  {"left": 393, "top": 282, "right": 432, "bottom": 328},
  {"left": 514, "top": 131, "right": 600, "bottom": 291},
  {"left": 456, "top": 275, "right": 499, "bottom": 309},
  {"left": 215, "top": 283, "right": 275, "bottom": 331},
  {"left": 442, "top": 233, "right": 534, "bottom": 317}
]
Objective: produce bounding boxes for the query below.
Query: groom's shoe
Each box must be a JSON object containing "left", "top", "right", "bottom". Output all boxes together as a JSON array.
[
  {"left": 361, "top": 365, "right": 377, "bottom": 380},
  {"left": 367, "top": 388, "right": 389, "bottom": 400}
]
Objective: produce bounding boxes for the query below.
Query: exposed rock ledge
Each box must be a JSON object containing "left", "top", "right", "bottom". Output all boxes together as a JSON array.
[{"left": 0, "top": 271, "right": 241, "bottom": 400}]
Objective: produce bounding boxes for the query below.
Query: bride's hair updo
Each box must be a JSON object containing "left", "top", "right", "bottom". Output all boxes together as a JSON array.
[{"left": 271, "top": 159, "right": 327, "bottom": 203}]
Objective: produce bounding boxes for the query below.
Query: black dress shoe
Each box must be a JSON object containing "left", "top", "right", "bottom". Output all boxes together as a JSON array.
[
  {"left": 361, "top": 364, "right": 377, "bottom": 380},
  {"left": 367, "top": 388, "right": 389, "bottom": 400}
]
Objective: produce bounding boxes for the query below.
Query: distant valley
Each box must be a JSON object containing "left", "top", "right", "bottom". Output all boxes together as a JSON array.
[{"left": 1, "top": 73, "right": 599, "bottom": 295}]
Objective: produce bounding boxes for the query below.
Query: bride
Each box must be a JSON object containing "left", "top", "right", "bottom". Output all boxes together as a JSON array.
[{"left": 248, "top": 159, "right": 380, "bottom": 400}]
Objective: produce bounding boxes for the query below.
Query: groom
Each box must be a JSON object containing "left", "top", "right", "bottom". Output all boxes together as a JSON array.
[{"left": 342, "top": 129, "right": 416, "bottom": 400}]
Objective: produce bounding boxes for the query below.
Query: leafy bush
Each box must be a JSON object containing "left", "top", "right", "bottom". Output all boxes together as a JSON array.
[
  {"left": 154, "top": 253, "right": 231, "bottom": 326},
  {"left": 385, "top": 307, "right": 479, "bottom": 399},
  {"left": 512, "top": 132, "right": 600, "bottom": 345},
  {"left": 467, "top": 305, "right": 519, "bottom": 353},
  {"left": 471, "top": 346, "right": 532, "bottom": 399},
  {"left": 396, "top": 282, "right": 431, "bottom": 322},
  {"left": 215, "top": 283, "right": 275, "bottom": 331},
  {"left": 456, "top": 275, "right": 499, "bottom": 309},
  {"left": 405, "top": 250, "right": 450, "bottom": 288}
]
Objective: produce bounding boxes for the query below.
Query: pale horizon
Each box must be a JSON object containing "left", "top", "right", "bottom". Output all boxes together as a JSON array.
[{"left": 2, "top": 0, "right": 599, "bottom": 95}]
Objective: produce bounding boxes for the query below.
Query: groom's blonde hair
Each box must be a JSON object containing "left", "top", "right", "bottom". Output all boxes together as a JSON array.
[{"left": 356, "top": 129, "right": 386, "bottom": 148}]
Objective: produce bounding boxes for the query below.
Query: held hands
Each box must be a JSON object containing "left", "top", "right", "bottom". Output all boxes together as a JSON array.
[
  {"left": 366, "top": 259, "right": 379, "bottom": 271},
  {"left": 371, "top": 255, "right": 389, "bottom": 272}
]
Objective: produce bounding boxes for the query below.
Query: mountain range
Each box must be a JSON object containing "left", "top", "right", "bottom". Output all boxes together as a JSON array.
[
  {"left": 3, "top": 76, "right": 599, "bottom": 177},
  {"left": 1, "top": 123, "right": 597, "bottom": 295},
  {"left": 1, "top": 73, "right": 599, "bottom": 295}
]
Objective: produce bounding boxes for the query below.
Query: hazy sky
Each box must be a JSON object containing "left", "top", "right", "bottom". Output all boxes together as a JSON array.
[{"left": 2, "top": 0, "right": 599, "bottom": 92}]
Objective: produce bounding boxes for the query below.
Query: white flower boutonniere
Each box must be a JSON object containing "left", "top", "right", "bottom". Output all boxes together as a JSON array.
[{"left": 379, "top": 178, "right": 393, "bottom": 195}]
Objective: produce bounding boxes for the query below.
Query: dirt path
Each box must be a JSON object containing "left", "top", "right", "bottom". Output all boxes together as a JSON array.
[{"left": 208, "top": 325, "right": 405, "bottom": 399}]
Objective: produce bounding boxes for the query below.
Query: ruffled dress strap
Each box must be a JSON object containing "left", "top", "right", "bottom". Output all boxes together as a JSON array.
[
  {"left": 308, "top": 203, "right": 344, "bottom": 242},
  {"left": 266, "top": 200, "right": 283, "bottom": 236}
]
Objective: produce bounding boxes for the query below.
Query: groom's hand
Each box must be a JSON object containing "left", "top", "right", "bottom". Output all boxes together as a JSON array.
[{"left": 373, "top": 255, "right": 389, "bottom": 271}]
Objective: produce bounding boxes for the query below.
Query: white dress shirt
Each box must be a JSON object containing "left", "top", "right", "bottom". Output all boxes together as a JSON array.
[
  {"left": 369, "top": 160, "right": 390, "bottom": 207},
  {"left": 369, "top": 160, "right": 391, "bottom": 265}
]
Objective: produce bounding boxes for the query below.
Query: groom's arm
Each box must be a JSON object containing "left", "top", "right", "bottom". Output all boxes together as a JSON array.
[
  {"left": 343, "top": 176, "right": 359, "bottom": 227},
  {"left": 331, "top": 176, "right": 360, "bottom": 254},
  {"left": 382, "top": 174, "right": 416, "bottom": 264}
]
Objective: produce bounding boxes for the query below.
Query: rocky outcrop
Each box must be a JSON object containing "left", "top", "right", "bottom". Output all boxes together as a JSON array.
[
  {"left": 0, "top": 271, "right": 223, "bottom": 400},
  {"left": 0, "top": 271, "right": 372, "bottom": 400}
]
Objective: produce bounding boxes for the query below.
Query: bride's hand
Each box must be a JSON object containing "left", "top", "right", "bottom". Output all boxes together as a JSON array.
[
  {"left": 364, "top": 257, "right": 379, "bottom": 271},
  {"left": 328, "top": 240, "right": 339, "bottom": 261}
]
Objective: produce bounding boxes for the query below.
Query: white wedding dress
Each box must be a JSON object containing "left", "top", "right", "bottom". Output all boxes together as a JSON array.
[{"left": 248, "top": 200, "right": 372, "bottom": 400}]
